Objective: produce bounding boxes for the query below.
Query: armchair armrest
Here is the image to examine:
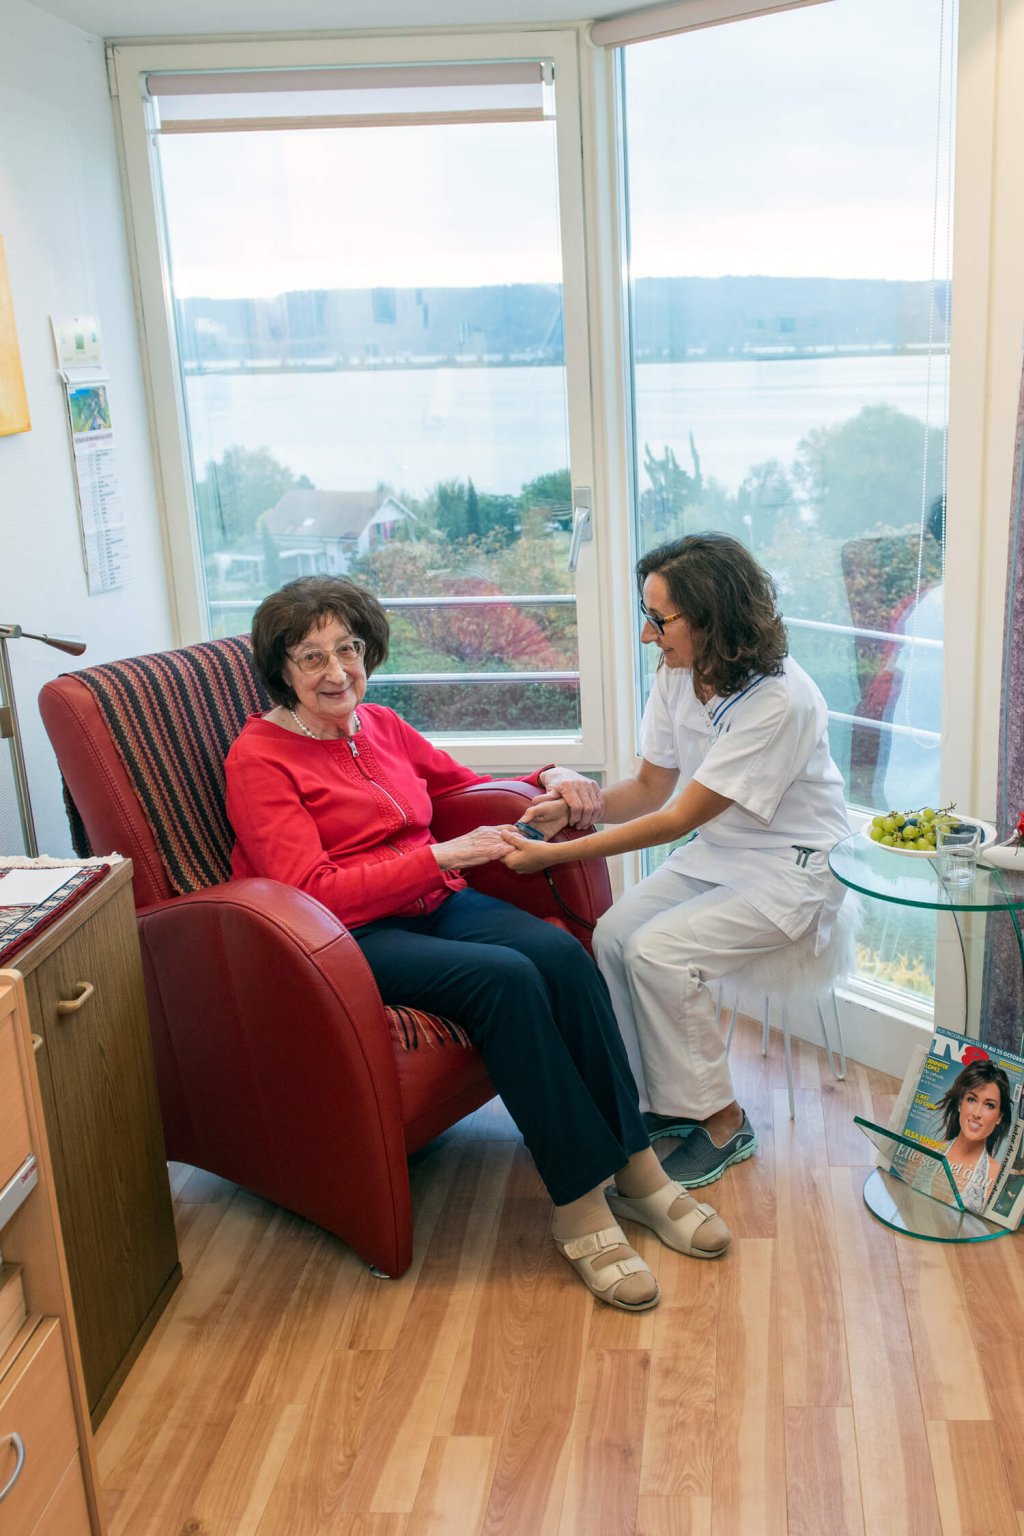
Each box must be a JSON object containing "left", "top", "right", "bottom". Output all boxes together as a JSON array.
[
  {"left": 136, "top": 879, "right": 413, "bottom": 1272},
  {"left": 430, "top": 780, "right": 613, "bottom": 950}
]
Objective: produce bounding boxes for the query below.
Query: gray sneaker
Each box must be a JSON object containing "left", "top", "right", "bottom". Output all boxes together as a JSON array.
[
  {"left": 643, "top": 1110, "right": 702, "bottom": 1140},
  {"left": 659, "top": 1113, "right": 758, "bottom": 1188}
]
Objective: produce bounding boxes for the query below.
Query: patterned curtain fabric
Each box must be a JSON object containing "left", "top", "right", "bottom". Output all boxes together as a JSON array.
[{"left": 981, "top": 364, "right": 1024, "bottom": 1051}]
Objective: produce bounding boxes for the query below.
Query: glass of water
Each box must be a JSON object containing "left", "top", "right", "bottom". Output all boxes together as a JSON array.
[{"left": 937, "top": 824, "right": 980, "bottom": 887}]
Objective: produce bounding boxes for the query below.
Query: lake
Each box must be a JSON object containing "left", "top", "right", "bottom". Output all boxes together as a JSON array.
[{"left": 185, "top": 352, "right": 948, "bottom": 501}]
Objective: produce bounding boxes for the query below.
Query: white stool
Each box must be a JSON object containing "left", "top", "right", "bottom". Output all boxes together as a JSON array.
[{"left": 720, "top": 893, "right": 861, "bottom": 1118}]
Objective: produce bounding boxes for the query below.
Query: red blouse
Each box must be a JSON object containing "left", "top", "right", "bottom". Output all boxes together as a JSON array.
[{"left": 225, "top": 705, "right": 544, "bottom": 929}]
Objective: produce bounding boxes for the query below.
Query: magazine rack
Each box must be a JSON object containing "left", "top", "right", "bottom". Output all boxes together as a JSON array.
[{"left": 854, "top": 1116, "right": 1012, "bottom": 1243}]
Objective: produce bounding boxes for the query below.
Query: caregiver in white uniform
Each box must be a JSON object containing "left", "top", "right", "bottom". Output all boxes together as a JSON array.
[{"left": 503, "top": 533, "right": 850, "bottom": 1189}]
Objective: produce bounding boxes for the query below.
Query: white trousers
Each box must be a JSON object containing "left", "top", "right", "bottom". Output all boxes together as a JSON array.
[{"left": 593, "top": 862, "right": 794, "bottom": 1118}]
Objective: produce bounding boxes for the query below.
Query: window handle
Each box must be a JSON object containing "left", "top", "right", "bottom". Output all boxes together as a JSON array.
[{"left": 567, "top": 488, "right": 593, "bottom": 574}]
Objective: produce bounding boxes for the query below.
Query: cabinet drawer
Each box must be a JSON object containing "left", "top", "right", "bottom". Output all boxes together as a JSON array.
[
  {"left": 30, "top": 1453, "right": 92, "bottom": 1536},
  {"left": 0, "top": 1320, "right": 79, "bottom": 1536},
  {"left": 0, "top": 1014, "right": 31, "bottom": 1189}
]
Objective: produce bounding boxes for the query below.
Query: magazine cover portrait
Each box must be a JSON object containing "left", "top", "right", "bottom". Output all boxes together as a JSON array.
[{"left": 884, "top": 1029, "right": 1024, "bottom": 1229}]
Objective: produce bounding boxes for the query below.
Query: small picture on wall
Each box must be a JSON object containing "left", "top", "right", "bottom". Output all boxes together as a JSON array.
[
  {"left": 68, "top": 384, "right": 112, "bottom": 436},
  {"left": 0, "top": 235, "right": 31, "bottom": 437}
]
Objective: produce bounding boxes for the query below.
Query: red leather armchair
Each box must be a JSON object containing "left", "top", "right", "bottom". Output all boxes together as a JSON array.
[{"left": 38, "top": 642, "right": 612, "bottom": 1278}]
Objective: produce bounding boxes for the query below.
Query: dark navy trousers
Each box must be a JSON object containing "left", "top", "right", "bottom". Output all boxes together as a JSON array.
[{"left": 353, "top": 889, "right": 651, "bottom": 1205}]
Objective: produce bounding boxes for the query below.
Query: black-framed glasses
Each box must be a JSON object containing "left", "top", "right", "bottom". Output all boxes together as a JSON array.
[
  {"left": 288, "top": 638, "right": 366, "bottom": 675},
  {"left": 639, "top": 601, "right": 686, "bottom": 636}
]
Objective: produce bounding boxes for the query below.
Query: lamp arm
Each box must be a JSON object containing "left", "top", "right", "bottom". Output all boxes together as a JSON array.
[
  {"left": 0, "top": 635, "right": 37, "bottom": 855},
  {"left": 0, "top": 624, "right": 86, "bottom": 857},
  {"left": 0, "top": 626, "right": 86, "bottom": 657}
]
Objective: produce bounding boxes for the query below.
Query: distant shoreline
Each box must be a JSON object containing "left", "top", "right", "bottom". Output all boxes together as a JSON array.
[{"left": 181, "top": 344, "right": 951, "bottom": 378}]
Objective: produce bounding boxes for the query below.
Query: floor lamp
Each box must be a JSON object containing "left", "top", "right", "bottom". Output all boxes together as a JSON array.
[{"left": 0, "top": 624, "right": 86, "bottom": 857}]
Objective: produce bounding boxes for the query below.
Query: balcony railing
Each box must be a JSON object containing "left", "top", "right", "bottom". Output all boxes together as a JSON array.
[{"left": 208, "top": 595, "right": 941, "bottom": 740}]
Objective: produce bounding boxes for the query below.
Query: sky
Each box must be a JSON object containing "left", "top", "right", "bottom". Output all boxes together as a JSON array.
[{"left": 156, "top": 0, "right": 957, "bottom": 299}]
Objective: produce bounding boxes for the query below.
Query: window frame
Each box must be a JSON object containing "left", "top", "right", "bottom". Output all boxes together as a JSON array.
[
  {"left": 108, "top": 7, "right": 1024, "bottom": 1063},
  {"left": 596, "top": 0, "right": 1023, "bottom": 1043},
  {"left": 110, "top": 27, "right": 607, "bottom": 769}
]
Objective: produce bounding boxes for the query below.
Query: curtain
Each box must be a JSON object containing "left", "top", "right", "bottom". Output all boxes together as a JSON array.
[{"left": 981, "top": 361, "right": 1024, "bottom": 1052}]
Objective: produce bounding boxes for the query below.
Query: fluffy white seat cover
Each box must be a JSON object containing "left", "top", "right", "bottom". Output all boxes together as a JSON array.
[{"left": 724, "top": 890, "right": 862, "bottom": 1021}]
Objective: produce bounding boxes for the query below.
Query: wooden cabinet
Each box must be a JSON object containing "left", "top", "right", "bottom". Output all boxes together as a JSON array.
[
  {"left": 0, "top": 973, "right": 106, "bottom": 1534},
  {"left": 8, "top": 861, "right": 180, "bottom": 1425},
  {"left": 0, "top": 1321, "right": 81, "bottom": 1535},
  {"left": 0, "top": 1009, "right": 31, "bottom": 1192}
]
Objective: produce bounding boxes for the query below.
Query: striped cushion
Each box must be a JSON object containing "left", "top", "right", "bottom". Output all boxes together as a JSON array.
[
  {"left": 385, "top": 1006, "right": 471, "bottom": 1052},
  {"left": 68, "top": 637, "right": 268, "bottom": 892}
]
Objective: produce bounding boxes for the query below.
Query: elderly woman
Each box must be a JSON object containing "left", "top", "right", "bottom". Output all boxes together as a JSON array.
[
  {"left": 224, "top": 575, "right": 730, "bottom": 1313},
  {"left": 504, "top": 534, "right": 850, "bottom": 1189}
]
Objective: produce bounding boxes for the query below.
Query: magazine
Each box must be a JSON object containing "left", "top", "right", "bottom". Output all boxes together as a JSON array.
[{"left": 871, "top": 1027, "right": 1024, "bottom": 1231}]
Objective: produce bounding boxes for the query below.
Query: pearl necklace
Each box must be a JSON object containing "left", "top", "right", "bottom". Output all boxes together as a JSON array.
[
  {"left": 288, "top": 708, "right": 321, "bottom": 739},
  {"left": 288, "top": 707, "right": 361, "bottom": 741}
]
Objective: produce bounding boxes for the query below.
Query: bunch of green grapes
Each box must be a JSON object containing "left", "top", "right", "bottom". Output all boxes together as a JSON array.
[{"left": 868, "top": 804, "right": 961, "bottom": 850}]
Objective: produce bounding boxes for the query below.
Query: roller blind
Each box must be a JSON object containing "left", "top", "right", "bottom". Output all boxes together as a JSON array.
[{"left": 146, "top": 62, "right": 553, "bottom": 134}]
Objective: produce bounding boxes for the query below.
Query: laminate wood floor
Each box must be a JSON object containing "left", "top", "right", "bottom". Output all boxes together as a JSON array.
[{"left": 95, "top": 1017, "right": 1024, "bottom": 1536}]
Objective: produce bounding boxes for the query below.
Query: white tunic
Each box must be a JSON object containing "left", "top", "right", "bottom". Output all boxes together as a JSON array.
[{"left": 640, "top": 658, "right": 850, "bottom": 946}]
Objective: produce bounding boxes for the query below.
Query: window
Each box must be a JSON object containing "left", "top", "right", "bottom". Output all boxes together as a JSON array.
[
  {"left": 113, "top": 36, "right": 603, "bottom": 764},
  {"left": 620, "top": 0, "right": 956, "bottom": 1000}
]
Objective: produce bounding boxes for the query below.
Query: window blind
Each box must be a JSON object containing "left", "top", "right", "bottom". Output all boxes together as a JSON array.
[{"left": 146, "top": 62, "right": 552, "bottom": 134}]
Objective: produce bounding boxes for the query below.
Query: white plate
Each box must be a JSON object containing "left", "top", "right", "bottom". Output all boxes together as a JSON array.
[
  {"left": 861, "top": 815, "right": 998, "bottom": 858},
  {"left": 978, "top": 837, "right": 1024, "bottom": 871}
]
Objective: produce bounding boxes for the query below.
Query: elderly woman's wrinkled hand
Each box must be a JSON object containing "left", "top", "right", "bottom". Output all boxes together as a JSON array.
[
  {"left": 432, "top": 826, "right": 514, "bottom": 871},
  {"left": 536, "top": 768, "right": 605, "bottom": 827}
]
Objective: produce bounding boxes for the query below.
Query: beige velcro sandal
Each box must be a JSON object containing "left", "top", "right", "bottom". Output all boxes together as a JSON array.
[
  {"left": 606, "top": 1180, "right": 730, "bottom": 1259},
  {"left": 553, "top": 1223, "right": 660, "bottom": 1311}
]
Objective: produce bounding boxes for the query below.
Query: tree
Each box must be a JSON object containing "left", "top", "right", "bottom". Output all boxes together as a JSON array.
[
  {"left": 406, "top": 576, "right": 568, "bottom": 671},
  {"left": 259, "top": 517, "right": 283, "bottom": 589},
  {"left": 639, "top": 437, "right": 703, "bottom": 543},
  {"left": 195, "top": 445, "right": 313, "bottom": 551},
  {"left": 737, "top": 458, "right": 797, "bottom": 519},
  {"left": 521, "top": 468, "right": 572, "bottom": 532},
  {"left": 433, "top": 479, "right": 469, "bottom": 543},
  {"left": 727, "top": 458, "right": 799, "bottom": 550},
  {"left": 474, "top": 491, "right": 517, "bottom": 546},
  {"left": 431, "top": 477, "right": 518, "bottom": 545},
  {"left": 349, "top": 541, "right": 441, "bottom": 599},
  {"left": 465, "top": 478, "right": 481, "bottom": 540},
  {"left": 792, "top": 404, "right": 945, "bottom": 539}
]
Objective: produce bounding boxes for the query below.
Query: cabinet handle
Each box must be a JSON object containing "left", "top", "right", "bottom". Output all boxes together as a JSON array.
[
  {"left": 0, "top": 1433, "right": 25, "bottom": 1502},
  {"left": 31, "top": 1034, "right": 43, "bottom": 1054},
  {"left": 56, "top": 980, "right": 95, "bottom": 1014}
]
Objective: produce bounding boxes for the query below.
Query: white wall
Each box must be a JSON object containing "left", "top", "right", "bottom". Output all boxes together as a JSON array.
[{"left": 0, "top": 0, "right": 173, "bottom": 856}]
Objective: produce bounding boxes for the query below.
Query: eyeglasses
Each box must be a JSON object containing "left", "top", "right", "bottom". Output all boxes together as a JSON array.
[
  {"left": 639, "top": 601, "right": 686, "bottom": 636},
  {"left": 288, "top": 638, "right": 366, "bottom": 675}
]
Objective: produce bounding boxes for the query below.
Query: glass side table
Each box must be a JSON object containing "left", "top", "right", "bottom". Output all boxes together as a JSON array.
[
  {"left": 829, "top": 831, "right": 1024, "bottom": 1042},
  {"left": 828, "top": 832, "right": 1024, "bottom": 1242}
]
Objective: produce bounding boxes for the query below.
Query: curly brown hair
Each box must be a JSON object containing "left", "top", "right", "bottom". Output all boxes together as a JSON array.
[
  {"left": 636, "top": 533, "right": 788, "bottom": 697},
  {"left": 250, "top": 576, "right": 390, "bottom": 708}
]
